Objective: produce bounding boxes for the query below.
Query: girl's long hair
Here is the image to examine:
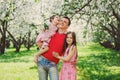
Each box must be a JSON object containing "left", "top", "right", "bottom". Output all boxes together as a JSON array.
[{"left": 62, "top": 31, "right": 77, "bottom": 54}]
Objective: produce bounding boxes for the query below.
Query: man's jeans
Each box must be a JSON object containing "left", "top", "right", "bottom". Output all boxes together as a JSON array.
[{"left": 37, "top": 56, "right": 59, "bottom": 80}]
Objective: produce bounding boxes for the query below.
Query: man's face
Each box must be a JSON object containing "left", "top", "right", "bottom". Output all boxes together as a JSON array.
[{"left": 58, "top": 17, "right": 69, "bottom": 29}]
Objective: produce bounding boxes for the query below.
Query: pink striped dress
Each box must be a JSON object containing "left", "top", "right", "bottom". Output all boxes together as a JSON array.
[
  {"left": 59, "top": 46, "right": 77, "bottom": 80},
  {"left": 36, "top": 23, "right": 57, "bottom": 48}
]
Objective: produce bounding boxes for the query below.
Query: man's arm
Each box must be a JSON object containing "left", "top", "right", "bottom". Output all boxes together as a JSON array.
[
  {"left": 36, "top": 47, "right": 49, "bottom": 56},
  {"left": 34, "top": 47, "right": 49, "bottom": 64}
]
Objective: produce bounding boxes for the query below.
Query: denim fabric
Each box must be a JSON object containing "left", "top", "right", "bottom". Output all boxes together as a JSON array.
[{"left": 37, "top": 56, "right": 59, "bottom": 80}]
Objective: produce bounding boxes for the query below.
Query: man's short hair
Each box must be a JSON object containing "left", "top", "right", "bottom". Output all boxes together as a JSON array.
[{"left": 63, "top": 16, "right": 71, "bottom": 26}]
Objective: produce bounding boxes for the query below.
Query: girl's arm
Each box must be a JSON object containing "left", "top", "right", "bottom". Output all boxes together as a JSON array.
[{"left": 53, "top": 45, "right": 77, "bottom": 62}]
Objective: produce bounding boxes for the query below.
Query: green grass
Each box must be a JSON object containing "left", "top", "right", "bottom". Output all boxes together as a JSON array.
[
  {"left": 77, "top": 43, "right": 120, "bottom": 80},
  {"left": 0, "top": 43, "right": 120, "bottom": 80},
  {"left": 0, "top": 47, "right": 38, "bottom": 80}
]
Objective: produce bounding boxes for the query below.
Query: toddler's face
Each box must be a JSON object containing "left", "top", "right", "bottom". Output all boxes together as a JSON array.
[{"left": 54, "top": 15, "right": 60, "bottom": 24}]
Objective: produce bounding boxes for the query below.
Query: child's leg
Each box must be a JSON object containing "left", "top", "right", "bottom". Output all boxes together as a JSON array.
[
  {"left": 37, "top": 46, "right": 49, "bottom": 55},
  {"left": 34, "top": 41, "right": 49, "bottom": 64},
  {"left": 36, "top": 41, "right": 43, "bottom": 48},
  {"left": 41, "top": 39, "right": 50, "bottom": 49},
  {"left": 36, "top": 41, "right": 49, "bottom": 56}
]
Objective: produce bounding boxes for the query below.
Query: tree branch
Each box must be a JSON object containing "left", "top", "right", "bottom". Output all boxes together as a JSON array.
[
  {"left": 112, "top": 8, "right": 120, "bottom": 22},
  {"left": 0, "top": 27, "right": 4, "bottom": 35},
  {"left": 109, "top": 23, "right": 117, "bottom": 35},
  {"left": 0, "top": 19, "right": 3, "bottom": 22},
  {"left": 102, "top": 24, "right": 117, "bottom": 39},
  {"left": 6, "top": 29, "right": 18, "bottom": 47},
  {"left": 70, "top": 0, "right": 92, "bottom": 18}
]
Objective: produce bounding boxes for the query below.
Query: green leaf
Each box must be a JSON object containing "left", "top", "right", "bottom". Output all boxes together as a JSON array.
[{"left": 34, "top": 0, "right": 40, "bottom": 2}]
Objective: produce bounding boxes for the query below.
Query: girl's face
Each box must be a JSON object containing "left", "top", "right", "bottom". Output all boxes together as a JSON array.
[
  {"left": 66, "top": 33, "right": 73, "bottom": 45},
  {"left": 53, "top": 15, "right": 60, "bottom": 24}
]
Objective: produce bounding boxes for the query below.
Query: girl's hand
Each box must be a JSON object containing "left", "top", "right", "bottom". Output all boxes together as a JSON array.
[
  {"left": 40, "top": 28, "right": 45, "bottom": 32},
  {"left": 52, "top": 52, "right": 59, "bottom": 58}
]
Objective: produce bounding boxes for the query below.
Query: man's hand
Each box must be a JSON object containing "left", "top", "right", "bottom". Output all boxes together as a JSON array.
[{"left": 34, "top": 54, "right": 39, "bottom": 64}]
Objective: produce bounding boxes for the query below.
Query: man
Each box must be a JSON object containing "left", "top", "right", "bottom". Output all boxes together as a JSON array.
[{"left": 34, "top": 16, "right": 71, "bottom": 80}]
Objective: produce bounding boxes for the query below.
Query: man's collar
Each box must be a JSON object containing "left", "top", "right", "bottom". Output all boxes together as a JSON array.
[{"left": 58, "top": 30, "right": 67, "bottom": 34}]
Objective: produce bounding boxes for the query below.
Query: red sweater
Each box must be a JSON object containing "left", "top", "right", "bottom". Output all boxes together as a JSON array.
[{"left": 42, "top": 32, "right": 66, "bottom": 64}]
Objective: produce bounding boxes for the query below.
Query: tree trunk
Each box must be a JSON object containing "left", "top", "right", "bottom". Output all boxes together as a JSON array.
[
  {"left": 0, "top": 36, "right": 5, "bottom": 54},
  {"left": 6, "top": 30, "right": 22, "bottom": 52},
  {"left": 114, "top": 43, "right": 120, "bottom": 50},
  {"left": 16, "top": 46, "right": 20, "bottom": 52},
  {"left": 0, "top": 21, "right": 7, "bottom": 54},
  {"left": 23, "top": 31, "right": 35, "bottom": 51},
  {"left": 114, "top": 24, "right": 120, "bottom": 50}
]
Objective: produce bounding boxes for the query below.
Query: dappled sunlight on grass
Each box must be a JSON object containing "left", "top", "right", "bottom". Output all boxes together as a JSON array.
[
  {"left": 77, "top": 43, "right": 119, "bottom": 57},
  {"left": 0, "top": 43, "right": 120, "bottom": 80},
  {"left": 0, "top": 63, "right": 38, "bottom": 80},
  {"left": 108, "top": 66, "right": 120, "bottom": 74},
  {"left": 77, "top": 43, "right": 120, "bottom": 80},
  {"left": 0, "top": 46, "right": 38, "bottom": 63}
]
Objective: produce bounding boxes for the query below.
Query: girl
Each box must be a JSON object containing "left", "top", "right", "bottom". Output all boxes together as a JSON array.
[
  {"left": 34, "top": 15, "right": 60, "bottom": 63},
  {"left": 53, "top": 31, "right": 78, "bottom": 80}
]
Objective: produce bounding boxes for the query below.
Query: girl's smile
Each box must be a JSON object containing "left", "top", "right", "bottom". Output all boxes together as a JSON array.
[{"left": 66, "top": 34, "right": 73, "bottom": 45}]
